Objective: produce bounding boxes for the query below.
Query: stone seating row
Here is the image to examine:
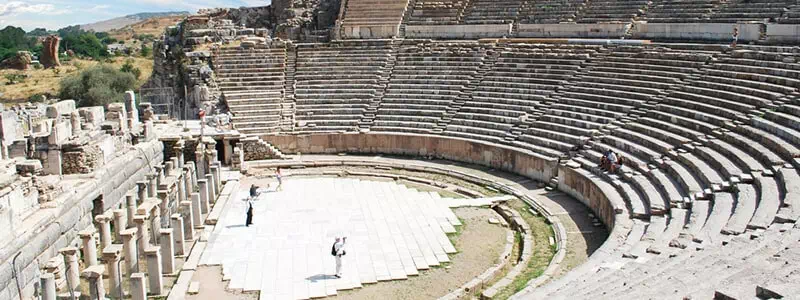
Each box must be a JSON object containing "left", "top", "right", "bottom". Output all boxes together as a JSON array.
[
  {"left": 294, "top": 45, "right": 391, "bottom": 132},
  {"left": 376, "top": 47, "right": 484, "bottom": 132},
  {"left": 643, "top": 0, "right": 721, "bottom": 23},
  {"left": 575, "top": 0, "right": 649, "bottom": 23},
  {"left": 340, "top": 0, "right": 408, "bottom": 26},
  {"left": 214, "top": 46, "right": 287, "bottom": 134},
  {"left": 517, "top": 0, "right": 586, "bottom": 24},
  {"left": 462, "top": 0, "right": 524, "bottom": 24},
  {"left": 407, "top": 0, "right": 469, "bottom": 25},
  {"left": 707, "top": 0, "right": 793, "bottom": 22}
]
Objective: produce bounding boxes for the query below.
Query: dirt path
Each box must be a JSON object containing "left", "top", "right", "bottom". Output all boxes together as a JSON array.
[
  {"left": 187, "top": 266, "right": 258, "bottom": 300},
  {"left": 335, "top": 207, "right": 508, "bottom": 300}
]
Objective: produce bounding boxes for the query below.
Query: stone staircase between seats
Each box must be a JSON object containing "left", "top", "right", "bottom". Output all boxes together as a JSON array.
[{"left": 214, "top": 45, "right": 287, "bottom": 136}]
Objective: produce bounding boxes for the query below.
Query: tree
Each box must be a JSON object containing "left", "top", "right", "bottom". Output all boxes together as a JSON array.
[
  {"left": 59, "top": 65, "right": 136, "bottom": 107},
  {"left": 140, "top": 44, "right": 151, "bottom": 58},
  {"left": 0, "top": 26, "right": 37, "bottom": 61},
  {"left": 120, "top": 59, "right": 141, "bottom": 79},
  {"left": 57, "top": 26, "right": 110, "bottom": 59}
]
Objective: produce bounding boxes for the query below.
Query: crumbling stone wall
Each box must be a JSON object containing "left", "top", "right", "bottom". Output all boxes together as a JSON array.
[
  {"left": 240, "top": 138, "right": 281, "bottom": 161},
  {"left": 0, "top": 178, "right": 38, "bottom": 243},
  {"left": 0, "top": 139, "right": 164, "bottom": 300},
  {"left": 198, "top": 6, "right": 276, "bottom": 29},
  {"left": 62, "top": 144, "right": 104, "bottom": 174}
]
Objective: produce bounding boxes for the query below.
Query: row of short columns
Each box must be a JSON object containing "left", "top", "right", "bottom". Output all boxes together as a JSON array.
[{"left": 45, "top": 153, "right": 226, "bottom": 300}]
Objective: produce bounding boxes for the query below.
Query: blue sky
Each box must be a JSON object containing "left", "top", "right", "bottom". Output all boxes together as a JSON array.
[{"left": 0, "top": 0, "right": 270, "bottom": 31}]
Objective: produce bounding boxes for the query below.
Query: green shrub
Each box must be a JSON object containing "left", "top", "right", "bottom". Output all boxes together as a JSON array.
[
  {"left": 119, "top": 59, "right": 142, "bottom": 79},
  {"left": 29, "top": 93, "right": 46, "bottom": 103},
  {"left": 4, "top": 73, "right": 25, "bottom": 84},
  {"left": 140, "top": 45, "right": 151, "bottom": 58},
  {"left": 59, "top": 65, "right": 136, "bottom": 107}
]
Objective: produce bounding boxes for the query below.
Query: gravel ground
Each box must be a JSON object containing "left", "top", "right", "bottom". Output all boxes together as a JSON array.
[{"left": 335, "top": 207, "right": 508, "bottom": 300}]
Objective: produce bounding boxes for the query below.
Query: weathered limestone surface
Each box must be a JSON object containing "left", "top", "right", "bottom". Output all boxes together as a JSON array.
[
  {"left": 264, "top": 133, "right": 558, "bottom": 182},
  {"left": 0, "top": 139, "right": 163, "bottom": 299},
  {"left": 406, "top": 24, "right": 511, "bottom": 39}
]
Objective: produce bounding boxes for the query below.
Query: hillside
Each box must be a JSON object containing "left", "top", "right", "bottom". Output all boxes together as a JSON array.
[
  {"left": 108, "top": 15, "right": 187, "bottom": 41},
  {"left": 0, "top": 57, "right": 153, "bottom": 103},
  {"left": 82, "top": 11, "right": 189, "bottom": 32}
]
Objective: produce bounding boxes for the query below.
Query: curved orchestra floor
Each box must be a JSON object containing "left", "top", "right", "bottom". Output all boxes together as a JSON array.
[{"left": 200, "top": 177, "right": 491, "bottom": 300}]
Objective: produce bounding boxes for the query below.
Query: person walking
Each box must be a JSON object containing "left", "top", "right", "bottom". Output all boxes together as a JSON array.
[
  {"left": 275, "top": 167, "right": 283, "bottom": 191},
  {"left": 731, "top": 27, "right": 739, "bottom": 48},
  {"left": 246, "top": 184, "right": 258, "bottom": 227},
  {"left": 332, "top": 237, "right": 347, "bottom": 278}
]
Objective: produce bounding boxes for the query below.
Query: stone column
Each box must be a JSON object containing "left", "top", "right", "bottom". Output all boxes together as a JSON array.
[
  {"left": 198, "top": 179, "right": 210, "bottom": 214},
  {"left": 183, "top": 167, "right": 193, "bottom": 197},
  {"left": 149, "top": 206, "right": 161, "bottom": 245},
  {"left": 147, "top": 173, "right": 157, "bottom": 197},
  {"left": 190, "top": 193, "right": 202, "bottom": 228},
  {"left": 121, "top": 228, "right": 139, "bottom": 276},
  {"left": 206, "top": 174, "right": 217, "bottom": 201},
  {"left": 112, "top": 209, "right": 126, "bottom": 241},
  {"left": 213, "top": 162, "right": 222, "bottom": 191},
  {"left": 157, "top": 191, "right": 169, "bottom": 223},
  {"left": 210, "top": 165, "right": 220, "bottom": 197},
  {"left": 155, "top": 166, "right": 165, "bottom": 188},
  {"left": 130, "top": 273, "right": 147, "bottom": 300},
  {"left": 102, "top": 245, "right": 123, "bottom": 298},
  {"left": 174, "top": 144, "right": 184, "bottom": 168},
  {"left": 195, "top": 149, "right": 206, "bottom": 178},
  {"left": 170, "top": 157, "right": 179, "bottom": 172},
  {"left": 188, "top": 162, "right": 198, "bottom": 190},
  {"left": 181, "top": 201, "right": 195, "bottom": 241},
  {"left": 136, "top": 181, "right": 148, "bottom": 204},
  {"left": 95, "top": 214, "right": 112, "bottom": 250},
  {"left": 126, "top": 193, "right": 137, "bottom": 227},
  {"left": 81, "top": 265, "right": 105, "bottom": 300},
  {"left": 59, "top": 247, "right": 80, "bottom": 291},
  {"left": 133, "top": 215, "right": 149, "bottom": 258},
  {"left": 171, "top": 214, "right": 186, "bottom": 256},
  {"left": 177, "top": 173, "right": 186, "bottom": 204},
  {"left": 145, "top": 246, "right": 164, "bottom": 295},
  {"left": 223, "top": 139, "right": 233, "bottom": 165},
  {"left": 164, "top": 161, "right": 174, "bottom": 178},
  {"left": 159, "top": 229, "right": 175, "bottom": 274},
  {"left": 78, "top": 229, "right": 98, "bottom": 266},
  {"left": 40, "top": 272, "right": 56, "bottom": 300},
  {"left": 70, "top": 111, "right": 81, "bottom": 136}
]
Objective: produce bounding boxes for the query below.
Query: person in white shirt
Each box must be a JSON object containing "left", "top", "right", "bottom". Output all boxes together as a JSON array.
[{"left": 333, "top": 237, "right": 347, "bottom": 278}]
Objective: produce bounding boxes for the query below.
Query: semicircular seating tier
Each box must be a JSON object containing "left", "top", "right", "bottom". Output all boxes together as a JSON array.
[{"left": 212, "top": 41, "right": 800, "bottom": 298}]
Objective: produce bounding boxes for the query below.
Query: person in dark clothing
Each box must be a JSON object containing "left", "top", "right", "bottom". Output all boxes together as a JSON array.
[
  {"left": 250, "top": 184, "right": 258, "bottom": 198},
  {"left": 246, "top": 184, "right": 258, "bottom": 227}
]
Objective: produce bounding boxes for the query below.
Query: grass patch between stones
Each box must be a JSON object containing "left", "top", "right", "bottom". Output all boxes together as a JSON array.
[{"left": 492, "top": 199, "right": 556, "bottom": 299}]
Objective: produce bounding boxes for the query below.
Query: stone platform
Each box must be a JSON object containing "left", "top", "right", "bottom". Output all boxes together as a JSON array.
[{"left": 200, "top": 177, "right": 465, "bottom": 300}]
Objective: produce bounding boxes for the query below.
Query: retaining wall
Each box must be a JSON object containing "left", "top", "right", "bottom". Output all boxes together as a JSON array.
[
  {"left": 405, "top": 24, "right": 511, "bottom": 39},
  {"left": 631, "top": 23, "right": 761, "bottom": 42},
  {"left": 0, "top": 139, "right": 164, "bottom": 300},
  {"left": 517, "top": 23, "right": 628, "bottom": 38},
  {"left": 341, "top": 24, "right": 399, "bottom": 39},
  {"left": 262, "top": 132, "right": 558, "bottom": 183},
  {"left": 766, "top": 24, "right": 800, "bottom": 44},
  {"left": 556, "top": 164, "right": 624, "bottom": 228}
]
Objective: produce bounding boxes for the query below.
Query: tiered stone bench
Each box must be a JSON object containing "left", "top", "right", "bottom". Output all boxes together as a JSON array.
[
  {"left": 294, "top": 41, "right": 393, "bottom": 132},
  {"left": 214, "top": 45, "right": 287, "bottom": 135}
]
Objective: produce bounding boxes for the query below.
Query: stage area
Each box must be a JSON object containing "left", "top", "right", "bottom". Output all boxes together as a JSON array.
[{"left": 200, "top": 177, "right": 487, "bottom": 299}]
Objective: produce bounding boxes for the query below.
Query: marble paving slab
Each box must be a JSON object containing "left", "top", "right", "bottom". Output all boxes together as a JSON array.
[{"left": 201, "top": 178, "right": 462, "bottom": 300}]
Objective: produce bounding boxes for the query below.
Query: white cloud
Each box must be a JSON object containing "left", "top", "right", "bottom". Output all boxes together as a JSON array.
[
  {"left": 89, "top": 4, "right": 110, "bottom": 11},
  {"left": 0, "top": 1, "right": 71, "bottom": 16}
]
